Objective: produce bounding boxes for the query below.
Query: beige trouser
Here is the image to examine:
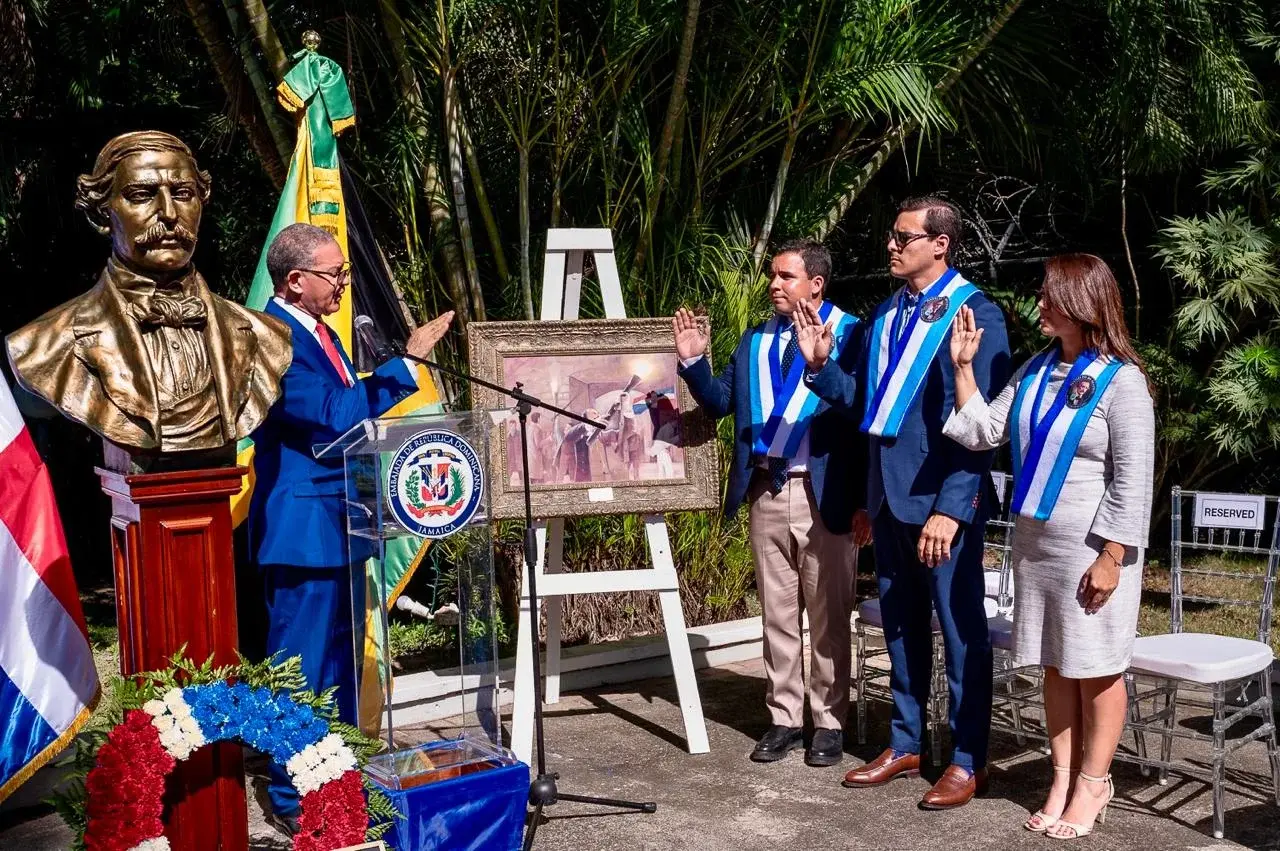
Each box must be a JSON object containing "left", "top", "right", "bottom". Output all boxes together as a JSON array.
[{"left": 748, "top": 473, "right": 857, "bottom": 730}]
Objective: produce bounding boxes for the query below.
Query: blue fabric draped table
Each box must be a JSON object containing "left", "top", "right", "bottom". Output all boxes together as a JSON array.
[{"left": 369, "top": 754, "right": 529, "bottom": 851}]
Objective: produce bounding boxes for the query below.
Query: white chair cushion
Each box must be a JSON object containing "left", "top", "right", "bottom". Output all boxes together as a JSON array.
[
  {"left": 1129, "top": 633, "right": 1274, "bottom": 685},
  {"left": 857, "top": 598, "right": 941, "bottom": 632},
  {"left": 987, "top": 612, "right": 1014, "bottom": 651},
  {"left": 983, "top": 572, "right": 1014, "bottom": 598}
]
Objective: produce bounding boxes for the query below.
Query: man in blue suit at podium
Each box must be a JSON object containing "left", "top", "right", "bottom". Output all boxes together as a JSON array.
[{"left": 249, "top": 222, "right": 453, "bottom": 835}]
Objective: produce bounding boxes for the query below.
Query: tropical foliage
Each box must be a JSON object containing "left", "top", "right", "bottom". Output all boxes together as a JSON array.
[{"left": 3, "top": 0, "right": 1279, "bottom": 636}]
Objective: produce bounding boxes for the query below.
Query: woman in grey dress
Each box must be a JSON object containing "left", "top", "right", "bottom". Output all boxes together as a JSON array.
[{"left": 944, "top": 254, "right": 1154, "bottom": 840}]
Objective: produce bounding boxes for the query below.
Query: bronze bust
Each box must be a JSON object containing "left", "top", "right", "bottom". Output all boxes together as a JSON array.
[{"left": 6, "top": 131, "right": 292, "bottom": 459}]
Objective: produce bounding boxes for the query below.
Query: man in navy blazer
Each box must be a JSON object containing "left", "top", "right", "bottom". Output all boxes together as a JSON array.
[
  {"left": 675, "top": 240, "right": 870, "bottom": 768},
  {"left": 249, "top": 223, "right": 453, "bottom": 834},
  {"left": 810, "top": 197, "right": 1010, "bottom": 809}
]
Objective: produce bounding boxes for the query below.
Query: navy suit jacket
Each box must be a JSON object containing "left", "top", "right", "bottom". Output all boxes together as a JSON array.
[
  {"left": 249, "top": 299, "right": 419, "bottom": 569},
  {"left": 808, "top": 287, "right": 1010, "bottom": 527},
  {"left": 677, "top": 316, "right": 867, "bottom": 535}
]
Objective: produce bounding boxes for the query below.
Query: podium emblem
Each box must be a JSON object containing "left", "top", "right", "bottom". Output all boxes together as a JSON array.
[{"left": 387, "top": 429, "right": 485, "bottom": 538}]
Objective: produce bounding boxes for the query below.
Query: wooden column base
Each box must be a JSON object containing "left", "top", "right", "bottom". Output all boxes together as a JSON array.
[{"left": 99, "top": 465, "right": 250, "bottom": 851}]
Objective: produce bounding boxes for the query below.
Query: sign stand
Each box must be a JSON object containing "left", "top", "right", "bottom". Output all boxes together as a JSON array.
[{"left": 511, "top": 228, "right": 710, "bottom": 766}]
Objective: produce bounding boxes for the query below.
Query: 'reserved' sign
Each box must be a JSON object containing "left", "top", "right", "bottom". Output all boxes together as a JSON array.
[{"left": 1193, "top": 492, "right": 1266, "bottom": 531}]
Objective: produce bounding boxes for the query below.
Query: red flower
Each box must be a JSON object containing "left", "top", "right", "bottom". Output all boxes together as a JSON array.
[
  {"left": 84, "top": 711, "right": 174, "bottom": 851},
  {"left": 81, "top": 701, "right": 371, "bottom": 851},
  {"left": 294, "top": 771, "right": 369, "bottom": 850}
]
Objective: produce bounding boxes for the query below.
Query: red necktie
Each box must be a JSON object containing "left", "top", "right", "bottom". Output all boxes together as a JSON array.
[{"left": 316, "top": 322, "right": 353, "bottom": 387}]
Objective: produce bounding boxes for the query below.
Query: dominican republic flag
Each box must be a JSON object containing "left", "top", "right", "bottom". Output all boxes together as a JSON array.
[{"left": 0, "top": 379, "right": 99, "bottom": 804}]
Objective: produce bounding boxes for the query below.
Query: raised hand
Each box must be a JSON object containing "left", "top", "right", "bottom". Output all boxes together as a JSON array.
[
  {"left": 405, "top": 310, "right": 456, "bottom": 358},
  {"left": 673, "top": 307, "right": 710, "bottom": 361},
  {"left": 793, "top": 299, "right": 834, "bottom": 370},
  {"left": 949, "top": 305, "right": 984, "bottom": 368}
]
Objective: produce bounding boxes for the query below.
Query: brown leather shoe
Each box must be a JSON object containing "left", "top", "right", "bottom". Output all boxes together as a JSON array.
[
  {"left": 919, "top": 764, "right": 989, "bottom": 810},
  {"left": 841, "top": 748, "right": 921, "bottom": 787}
]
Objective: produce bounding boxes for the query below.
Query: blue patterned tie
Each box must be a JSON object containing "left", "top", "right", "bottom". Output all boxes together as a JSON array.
[
  {"left": 780, "top": 326, "right": 798, "bottom": 376},
  {"left": 895, "top": 293, "right": 919, "bottom": 343},
  {"left": 767, "top": 329, "right": 800, "bottom": 493}
]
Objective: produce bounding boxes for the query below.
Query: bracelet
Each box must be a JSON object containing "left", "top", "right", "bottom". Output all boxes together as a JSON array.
[{"left": 1101, "top": 548, "right": 1124, "bottom": 568}]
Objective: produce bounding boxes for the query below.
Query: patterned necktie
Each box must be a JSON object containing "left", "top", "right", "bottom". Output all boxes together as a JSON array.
[
  {"left": 316, "top": 322, "right": 353, "bottom": 387},
  {"left": 767, "top": 328, "right": 800, "bottom": 493},
  {"left": 895, "top": 293, "right": 919, "bottom": 343},
  {"left": 780, "top": 326, "right": 799, "bottom": 376}
]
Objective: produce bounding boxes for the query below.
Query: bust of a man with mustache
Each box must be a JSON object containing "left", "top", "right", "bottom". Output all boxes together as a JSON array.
[{"left": 6, "top": 131, "right": 292, "bottom": 460}]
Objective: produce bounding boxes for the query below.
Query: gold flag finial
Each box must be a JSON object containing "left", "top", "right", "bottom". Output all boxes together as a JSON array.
[{"left": 301, "top": 30, "right": 321, "bottom": 51}]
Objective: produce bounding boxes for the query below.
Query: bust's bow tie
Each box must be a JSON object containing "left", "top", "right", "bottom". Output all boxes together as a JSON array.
[{"left": 130, "top": 293, "right": 208, "bottom": 328}]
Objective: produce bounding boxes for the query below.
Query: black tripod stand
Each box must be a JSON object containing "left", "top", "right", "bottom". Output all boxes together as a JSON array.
[{"left": 380, "top": 340, "right": 657, "bottom": 847}]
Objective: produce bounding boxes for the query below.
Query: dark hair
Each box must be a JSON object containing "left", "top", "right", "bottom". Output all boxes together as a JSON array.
[
  {"left": 1040, "top": 253, "right": 1153, "bottom": 390},
  {"left": 774, "top": 238, "right": 833, "bottom": 287},
  {"left": 76, "top": 131, "right": 212, "bottom": 235},
  {"left": 898, "top": 195, "right": 962, "bottom": 257},
  {"left": 267, "top": 222, "right": 338, "bottom": 291}
]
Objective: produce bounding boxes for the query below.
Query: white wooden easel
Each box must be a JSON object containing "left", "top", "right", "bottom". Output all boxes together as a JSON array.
[{"left": 510, "top": 228, "right": 710, "bottom": 765}]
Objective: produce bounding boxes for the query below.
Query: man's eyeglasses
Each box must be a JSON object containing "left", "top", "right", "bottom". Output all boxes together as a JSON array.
[
  {"left": 887, "top": 229, "right": 936, "bottom": 249},
  {"left": 299, "top": 264, "right": 352, "bottom": 287}
]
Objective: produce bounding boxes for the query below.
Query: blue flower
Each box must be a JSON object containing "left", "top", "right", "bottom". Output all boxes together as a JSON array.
[{"left": 225, "top": 682, "right": 252, "bottom": 712}]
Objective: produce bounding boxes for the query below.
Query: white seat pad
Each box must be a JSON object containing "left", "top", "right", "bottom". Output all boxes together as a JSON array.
[
  {"left": 983, "top": 572, "right": 1014, "bottom": 599},
  {"left": 1129, "top": 633, "right": 1274, "bottom": 684}
]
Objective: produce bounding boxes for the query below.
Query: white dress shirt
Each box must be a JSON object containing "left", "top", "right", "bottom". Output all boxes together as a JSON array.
[{"left": 273, "top": 297, "right": 355, "bottom": 384}]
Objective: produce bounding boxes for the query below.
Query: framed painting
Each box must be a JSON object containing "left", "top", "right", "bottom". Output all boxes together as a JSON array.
[{"left": 467, "top": 318, "right": 720, "bottom": 519}]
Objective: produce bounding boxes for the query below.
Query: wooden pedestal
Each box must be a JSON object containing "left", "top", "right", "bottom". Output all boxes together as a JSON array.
[{"left": 98, "top": 465, "right": 250, "bottom": 851}]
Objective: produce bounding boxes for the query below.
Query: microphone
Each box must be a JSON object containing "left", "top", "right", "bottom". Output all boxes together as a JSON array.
[{"left": 354, "top": 314, "right": 401, "bottom": 366}]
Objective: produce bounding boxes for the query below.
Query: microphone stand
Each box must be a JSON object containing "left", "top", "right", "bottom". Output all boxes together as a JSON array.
[{"left": 388, "top": 346, "right": 658, "bottom": 848}]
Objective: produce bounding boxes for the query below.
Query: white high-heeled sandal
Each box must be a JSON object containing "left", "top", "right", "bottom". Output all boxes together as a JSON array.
[
  {"left": 1025, "top": 765, "right": 1077, "bottom": 833},
  {"left": 1047, "top": 772, "right": 1114, "bottom": 840}
]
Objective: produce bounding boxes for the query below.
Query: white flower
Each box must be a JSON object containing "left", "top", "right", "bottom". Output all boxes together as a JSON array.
[
  {"left": 294, "top": 769, "right": 320, "bottom": 796},
  {"left": 162, "top": 689, "right": 186, "bottom": 712},
  {"left": 158, "top": 728, "right": 185, "bottom": 756},
  {"left": 152, "top": 714, "right": 176, "bottom": 734},
  {"left": 286, "top": 752, "right": 308, "bottom": 778},
  {"left": 128, "top": 838, "right": 171, "bottom": 851},
  {"left": 178, "top": 716, "right": 203, "bottom": 738},
  {"left": 142, "top": 700, "right": 167, "bottom": 718},
  {"left": 285, "top": 743, "right": 323, "bottom": 785},
  {"left": 318, "top": 734, "right": 344, "bottom": 757},
  {"left": 285, "top": 737, "right": 356, "bottom": 796},
  {"left": 170, "top": 702, "right": 193, "bottom": 721},
  {"left": 332, "top": 748, "right": 357, "bottom": 773}
]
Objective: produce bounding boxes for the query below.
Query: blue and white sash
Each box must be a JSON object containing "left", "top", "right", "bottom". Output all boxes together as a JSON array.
[
  {"left": 861, "top": 269, "right": 979, "bottom": 437},
  {"left": 1010, "top": 347, "right": 1124, "bottom": 521},
  {"left": 748, "top": 301, "right": 859, "bottom": 458}
]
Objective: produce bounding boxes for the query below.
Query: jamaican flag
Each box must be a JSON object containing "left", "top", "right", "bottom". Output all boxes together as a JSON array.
[{"left": 234, "top": 47, "right": 444, "bottom": 733}]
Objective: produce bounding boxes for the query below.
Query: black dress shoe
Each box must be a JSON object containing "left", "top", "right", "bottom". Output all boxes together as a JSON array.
[
  {"left": 805, "top": 727, "right": 844, "bottom": 767},
  {"left": 267, "top": 811, "right": 301, "bottom": 837},
  {"left": 750, "top": 725, "right": 804, "bottom": 762}
]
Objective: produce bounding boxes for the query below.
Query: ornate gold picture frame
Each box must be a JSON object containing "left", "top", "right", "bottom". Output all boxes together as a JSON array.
[{"left": 467, "top": 319, "right": 720, "bottom": 519}]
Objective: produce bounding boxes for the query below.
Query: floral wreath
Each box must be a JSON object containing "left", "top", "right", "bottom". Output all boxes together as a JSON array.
[{"left": 55, "top": 652, "right": 397, "bottom": 851}]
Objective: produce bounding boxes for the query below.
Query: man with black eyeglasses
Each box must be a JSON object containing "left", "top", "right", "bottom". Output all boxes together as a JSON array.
[
  {"left": 809, "top": 196, "right": 1010, "bottom": 809},
  {"left": 248, "top": 222, "right": 453, "bottom": 836}
]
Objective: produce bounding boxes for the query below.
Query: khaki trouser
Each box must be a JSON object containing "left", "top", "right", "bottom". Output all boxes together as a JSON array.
[{"left": 748, "top": 473, "right": 857, "bottom": 730}]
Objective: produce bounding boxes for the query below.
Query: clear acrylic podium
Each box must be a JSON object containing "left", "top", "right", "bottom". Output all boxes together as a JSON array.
[{"left": 314, "top": 410, "right": 503, "bottom": 769}]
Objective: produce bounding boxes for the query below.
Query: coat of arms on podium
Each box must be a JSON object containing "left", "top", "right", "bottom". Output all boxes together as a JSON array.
[{"left": 387, "top": 429, "right": 485, "bottom": 538}]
